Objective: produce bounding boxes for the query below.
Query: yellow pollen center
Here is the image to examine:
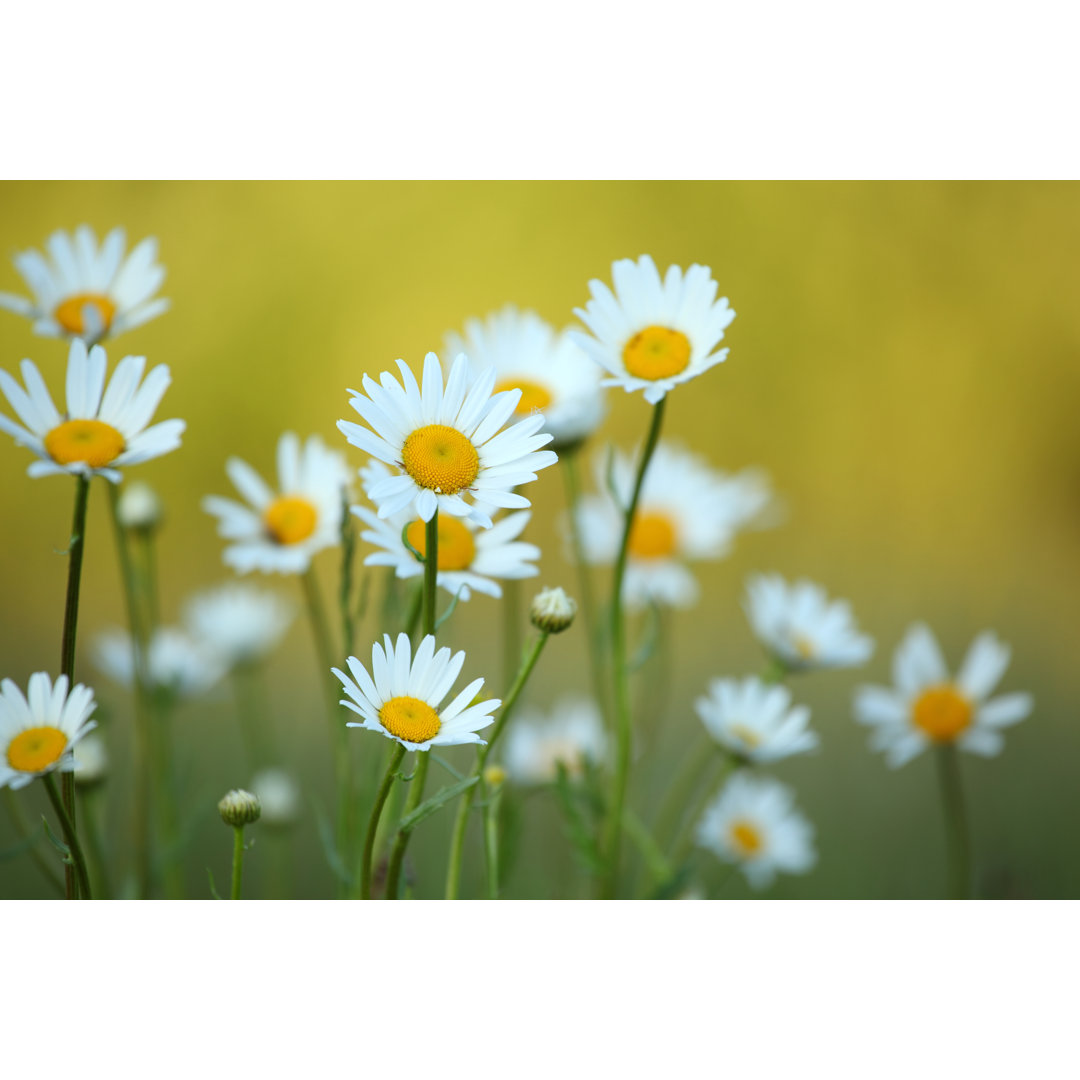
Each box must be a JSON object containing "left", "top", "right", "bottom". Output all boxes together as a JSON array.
[
  {"left": 54, "top": 293, "right": 117, "bottom": 336},
  {"left": 401, "top": 425, "right": 480, "bottom": 494},
  {"left": 622, "top": 325, "right": 692, "bottom": 381},
  {"left": 730, "top": 820, "right": 763, "bottom": 857},
  {"left": 263, "top": 495, "right": 318, "bottom": 545},
  {"left": 729, "top": 724, "right": 762, "bottom": 749},
  {"left": 7, "top": 726, "right": 68, "bottom": 773},
  {"left": 912, "top": 685, "right": 973, "bottom": 742},
  {"left": 405, "top": 516, "right": 477, "bottom": 571},
  {"left": 379, "top": 695, "right": 441, "bottom": 745},
  {"left": 793, "top": 634, "right": 817, "bottom": 660},
  {"left": 628, "top": 511, "right": 678, "bottom": 560},
  {"left": 44, "top": 419, "right": 125, "bottom": 468},
  {"left": 494, "top": 377, "right": 553, "bottom": 415}
]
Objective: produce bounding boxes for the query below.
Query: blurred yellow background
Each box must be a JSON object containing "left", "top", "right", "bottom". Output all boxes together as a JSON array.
[{"left": 1, "top": 182, "right": 1078, "bottom": 898}]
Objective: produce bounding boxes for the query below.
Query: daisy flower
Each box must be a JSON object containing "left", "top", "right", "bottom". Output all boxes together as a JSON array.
[
  {"left": 184, "top": 582, "right": 295, "bottom": 667},
  {"left": 0, "top": 673, "right": 97, "bottom": 791},
  {"left": 352, "top": 460, "right": 540, "bottom": 601},
  {"left": 574, "top": 442, "right": 774, "bottom": 611},
  {"left": 337, "top": 351, "right": 558, "bottom": 529},
  {"left": 445, "top": 305, "right": 606, "bottom": 451},
  {"left": 501, "top": 697, "right": 607, "bottom": 784},
  {"left": 744, "top": 573, "right": 874, "bottom": 672},
  {"left": 93, "top": 626, "right": 225, "bottom": 699},
  {"left": 72, "top": 732, "right": 108, "bottom": 787},
  {"left": 854, "top": 623, "right": 1033, "bottom": 768},
  {"left": 333, "top": 632, "right": 500, "bottom": 752},
  {"left": 571, "top": 254, "right": 735, "bottom": 404},
  {"left": 696, "top": 772, "right": 816, "bottom": 890},
  {"left": 250, "top": 768, "right": 302, "bottom": 827},
  {"left": 696, "top": 676, "right": 818, "bottom": 763},
  {"left": 0, "top": 339, "right": 184, "bottom": 483},
  {"left": 203, "top": 432, "right": 350, "bottom": 575},
  {"left": 0, "top": 225, "right": 168, "bottom": 343}
]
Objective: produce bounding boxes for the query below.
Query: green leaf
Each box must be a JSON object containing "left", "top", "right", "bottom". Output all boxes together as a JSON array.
[
  {"left": 206, "top": 866, "right": 223, "bottom": 900},
  {"left": 311, "top": 798, "right": 353, "bottom": 886},
  {"left": 629, "top": 600, "right": 662, "bottom": 673},
  {"left": 41, "top": 815, "right": 72, "bottom": 862},
  {"left": 434, "top": 585, "right": 468, "bottom": 631},
  {"left": 398, "top": 776, "right": 478, "bottom": 834},
  {"left": 401, "top": 522, "right": 425, "bottom": 563}
]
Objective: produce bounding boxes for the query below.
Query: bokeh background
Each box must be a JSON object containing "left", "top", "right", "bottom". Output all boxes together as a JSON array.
[{"left": 1, "top": 181, "right": 1078, "bottom": 899}]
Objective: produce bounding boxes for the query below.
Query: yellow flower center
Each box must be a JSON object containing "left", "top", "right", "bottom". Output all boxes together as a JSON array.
[
  {"left": 912, "top": 685, "right": 973, "bottom": 742},
  {"left": 729, "top": 724, "right": 762, "bottom": 749},
  {"left": 44, "top": 419, "right": 126, "bottom": 468},
  {"left": 494, "top": 377, "right": 553, "bottom": 415},
  {"left": 54, "top": 293, "right": 117, "bottom": 336},
  {"left": 379, "top": 695, "right": 441, "bottom": 744},
  {"left": 405, "top": 516, "right": 477, "bottom": 570},
  {"left": 7, "top": 726, "right": 68, "bottom": 773},
  {"left": 401, "top": 424, "right": 480, "bottom": 494},
  {"left": 263, "top": 495, "right": 318, "bottom": 545},
  {"left": 622, "top": 325, "right": 691, "bottom": 381},
  {"left": 793, "top": 634, "right": 817, "bottom": 660},
  {"left": 628, "top": 510, "right": 678, "bottom": 560},
  {"left": 730, "top": 819, "right": 763, "bottom": 857}
]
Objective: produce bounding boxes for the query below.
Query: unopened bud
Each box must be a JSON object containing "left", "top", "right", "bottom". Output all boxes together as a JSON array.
[
  {"left": 117, "top": 482, "right": 163, "bottom": 531},
  {"left": 218, "top": 789, "right": 261, "bottom": 828},
  {"left": 530, "top": 587, "right": 577, "bottom": 634},
  {"left": 250, "top": 768, "right": 301, "bottom": 828},
  {"left": 73, "top": 733, "right": 108, "bottom": 788},
  {"left": 483, "top": 764, "right": 507, "bottom": 789}
]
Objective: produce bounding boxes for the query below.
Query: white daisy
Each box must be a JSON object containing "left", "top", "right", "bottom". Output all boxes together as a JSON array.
[
  {"left": 0, "top": 225, "right": 168, "bottom": 343},
  {"left": 571, "top": 254, "right": 735, "bottom": 404},
  {"left": 93, "top": 626, "right": 225, "bottom": 699},
  {"left": 203, "top": 432, "right": 350, "bottom": 575},
  {"left": 353, "top": 459, "right": 540, "bottom": 601},
  {"left": 696, "top": 676, "right": 818, "bottom": 763},
  {"left": 333, "top": 633, "right": 500, "bottom": 752},
  {"left": 854, "top": 623, "right": 1033, "bottom": 768},
  {"left": 72, "top": 732, "right": 108, "bottom": 786},
  {"left": 250, "top": 768, "right": 302, "bottom": 827},
  {"left": 337, "top": 351, "right": 558, "bottom": 529},
  {"left": 0, "top": 339, "right": 184, "bottom": 483},
  {"left": 0, "top": 673, "right": 97, "bottom": 791},
  {"left": 184, "top": 582, "right": 295, "bottom": 668},
  {"left": 445, "top": 305, "right": 606, "bottom": 450},
  {"left": 501, "top": 696, "right": 607, "bottom": 784},
  {"left": 696, "top": 772, "right": 816, "bottom": 890},
  {"left": 575, "top": 442, "right": 774, "bottom": 611},
  {"left": 744, "top": 573, "right": 874, "bottom": 672}
]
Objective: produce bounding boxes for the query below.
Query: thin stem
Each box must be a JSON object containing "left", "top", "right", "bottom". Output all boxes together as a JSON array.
[
  {"left": 230, "top": 826, "right": 245, "bottom": 900},
  {"left": 936, "top": 744, "right": 972, "bottom": 899},
  {"left": 42, "top": 772, "right": 92, "bottom": 900},
  {"left": 403, "top": 581, "right": 423, "bottom": 640},
  {"left": 671, "top": 754, "right": 739, "bottom": 868},
  {"left": 3, "top": 788, "right": 64, "bottom": 895},
  {"left": 423, "top": 514, "right": 438, "bottom": 637},
  {"left": 601, "top": 396, "right": 667, "bottom": 898},
  {"left": 623, "top": 806, "right": 673, "bottom": 885},
  {"left": 359, "top": 743, "right": 406, "bottom": 898},
  {"left": 80, "top": 787, "right": 112, "bottom": 900},
  {"left": 484, "top": 780, "right": 503, "bottom": 900},
  {"left": 502, "top": 579, "right": 522, "bottom": 692}
]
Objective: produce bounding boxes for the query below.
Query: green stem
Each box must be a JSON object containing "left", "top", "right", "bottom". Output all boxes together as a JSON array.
[
  {"left": 936, "top": 744, "right": 972, "bottom": 899},
  {"left": 502, "top": 579, "right": 522, "bottom": 692},
  {"left": 623, "top": 806, "right": 673, "bottom": 885},
  {"left": 671, "top": 754, "right": 739, "bottom": 868},
  {"left": 652, "top": 741, "right": 715, "bottom": 849},
  {"left": 42, "top": 772, "right": 92, "bottom": 900},
  {"left": 3, "top": 788, "right": 64, "bottom": 894},
  {"left": 484, "top": 780, "right": 503, "bottom": 900},
  {"left": 445, "top": 630, "right": 551, "bottom": 899},
  {"left": 80, "top": 787, "right": 112, "bottom": 900},
  {"left": 422, "top": 514, "right": 438, "bottom": 637},
  {"left": 359, "top": 743, "right": 406, "bottom": 898},
  {"left": 403, "top": 581, "right": 423, "bottom": 640},
  {"left": 230, "top": 826, "right": 245, "bottom": 900},
  {"left": 601, "top": 397, "right": 667, "bottom": 898}
]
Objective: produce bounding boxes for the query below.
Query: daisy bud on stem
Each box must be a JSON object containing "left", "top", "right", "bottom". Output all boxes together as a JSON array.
[
  {"left": 530, "top": 586, "right": 577, "bottom": 635},
  {"left": 219, "top": 789, "right": 261, "bottom": 900},
  {"left": 116, "top": 481, "right": 164, "bottom": 533}
]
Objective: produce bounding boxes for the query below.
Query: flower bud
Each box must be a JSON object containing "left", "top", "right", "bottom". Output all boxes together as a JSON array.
[
  {"left": 72, "top": 732, "right": 108, "bottom": 788},
  {"left": 483, "top": 764, "right": 507, "bottom": 789},
  {"left": 117, "top": 482, "right": 163, "bottom": 531},
  {"left": 530, "top": 587, "right": 577, "bottom": 634},
  {"left": 218, "top": 788, "right": 261, "bottom": 828}
]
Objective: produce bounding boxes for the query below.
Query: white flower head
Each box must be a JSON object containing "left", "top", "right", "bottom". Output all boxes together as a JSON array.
[
  {"left": 0, "top": 225, "right": 169, "bottom": 344},
  {"left": 73, "top": 732, "right": 108, "bottom": 786},
  {"left": 744, "top": 573, "right": 874, "bottom": 672},
  {"left": 93, "top": 626, "right": 226, "bottom": 699},
  {"left": 203, "top": 432, "right": 350, "bottom": 575},
  {"left": 696, "top": 772, "right": 816, "bottom": 890},
  {"left": 854, "top": 623, "right": 1033, "bottom": 768},
  {"left": 184, "top": 583, "right": 295, "bottom": 668},
  {"left": 575, "top": 442, "right": 774, "bottom": 612},
  {"left": 0, "top": 339, "right": 184, "bottom": 483},
  {"left": 352, "top": 460, "right": 540, "bottom": 602},
  {"left": 445, "top": 305, "right": 607, "bottom": 450},
  {"left": 337, "top": 351, "right": 558, "bottom": 530},
  {"left": 501, "top": 697, "right": 606, "bottom": 785},
  {"left": 696, "top": 676, "right": 819, "bottom": 763},
  {"left": 334, "top": 633, "right": 500, "bottom": 752},
  {"left": 116, "top": 480, "right": 164, "bottom": 530},
  {"left": 571, "top": 254, "right": 735, "bottom": 404},
  {"left": 250, "top": 768, "right": 302, "bottom": 827},
  {"left": 0, "top": 673, "right": 97, "bottom": 791}
]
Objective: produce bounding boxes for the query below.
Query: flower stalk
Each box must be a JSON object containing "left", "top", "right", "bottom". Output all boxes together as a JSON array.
[{"left": 936, "top": 744, "right": 972, "bottom": 899}]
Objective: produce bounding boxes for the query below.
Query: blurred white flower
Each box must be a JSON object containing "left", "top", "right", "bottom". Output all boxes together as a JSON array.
[
  {"left": 250, "top": 768, "right": 302, "bottom": 827},
  {"left": 696, "top": 676, "right": 818, "bottom": 763},
  {"left": 94, "top": 626, "right": 225, "bottom": 698},
  {"left": 502, "top": 697, "right": 606, "bottom": 784},
  {"left": 116, "top": 481, "right": 163, "bottom": 530},
  {"left": 72, "top": 731, "right": 108, "bottom": 786},
  {"left": 184, "top": 583, "right": 295, "bottom": 668}
]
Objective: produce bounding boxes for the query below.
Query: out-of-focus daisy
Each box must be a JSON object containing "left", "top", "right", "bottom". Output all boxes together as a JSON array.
[
  {"left": 0, "top": 226, "right": 168, "bottom": 343},
  {"left": 696, "top": 773, "right": 816, "bottom": 890},
  {"left": 333, "top": 633, "right": 499, "bottom": 752},
  {"left": 744, "top": 574, "right": 874, "bottom": 672},
  {"left": 445, "top": 306, "right": 606, "bottom": 451},
  {"left": 571, "top": 254, "right": 735, "bottom": 404},
  {"left": 338, "top": 351, "right": 558, "bottom": 529},
  {"left": 0, "top": 673, "right": 97, "bottom": 791},
  {"left": 250, "top": 767, "right": 302, "bottom": 827},
  {"left": 575, "top": 442, "right": 773, "bottom": 611},
  {"left": 854, "top": 623, "right": 1033, "bottom": 768},
  {"left": 203, "top": 432, "right": 350, "bottom": 575},
  {"left": 73, "top": 732, "right": 108, "bottom": 787},
  {"left": 0, "top": 339, "right": 184, "bottom": 483},
  {"left": 353, "top": 459, "right": 540, "bottom": 600},
  {"left": 93, "top": 626, "right": 225, "bottom": 699},
  {"left": 501, "top": 696, "right": 606, "bottom": 784},
  {"left": 696, "top": 676, "right": 818, "bottom": 763},
  {"left": 184, "top": 583, "right": 295, "bottom": 668}
]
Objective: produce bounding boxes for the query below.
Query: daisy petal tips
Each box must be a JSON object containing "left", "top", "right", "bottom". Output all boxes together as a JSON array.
[{"left": 337, "top": 351, "right": 558, "bottom": 529}]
